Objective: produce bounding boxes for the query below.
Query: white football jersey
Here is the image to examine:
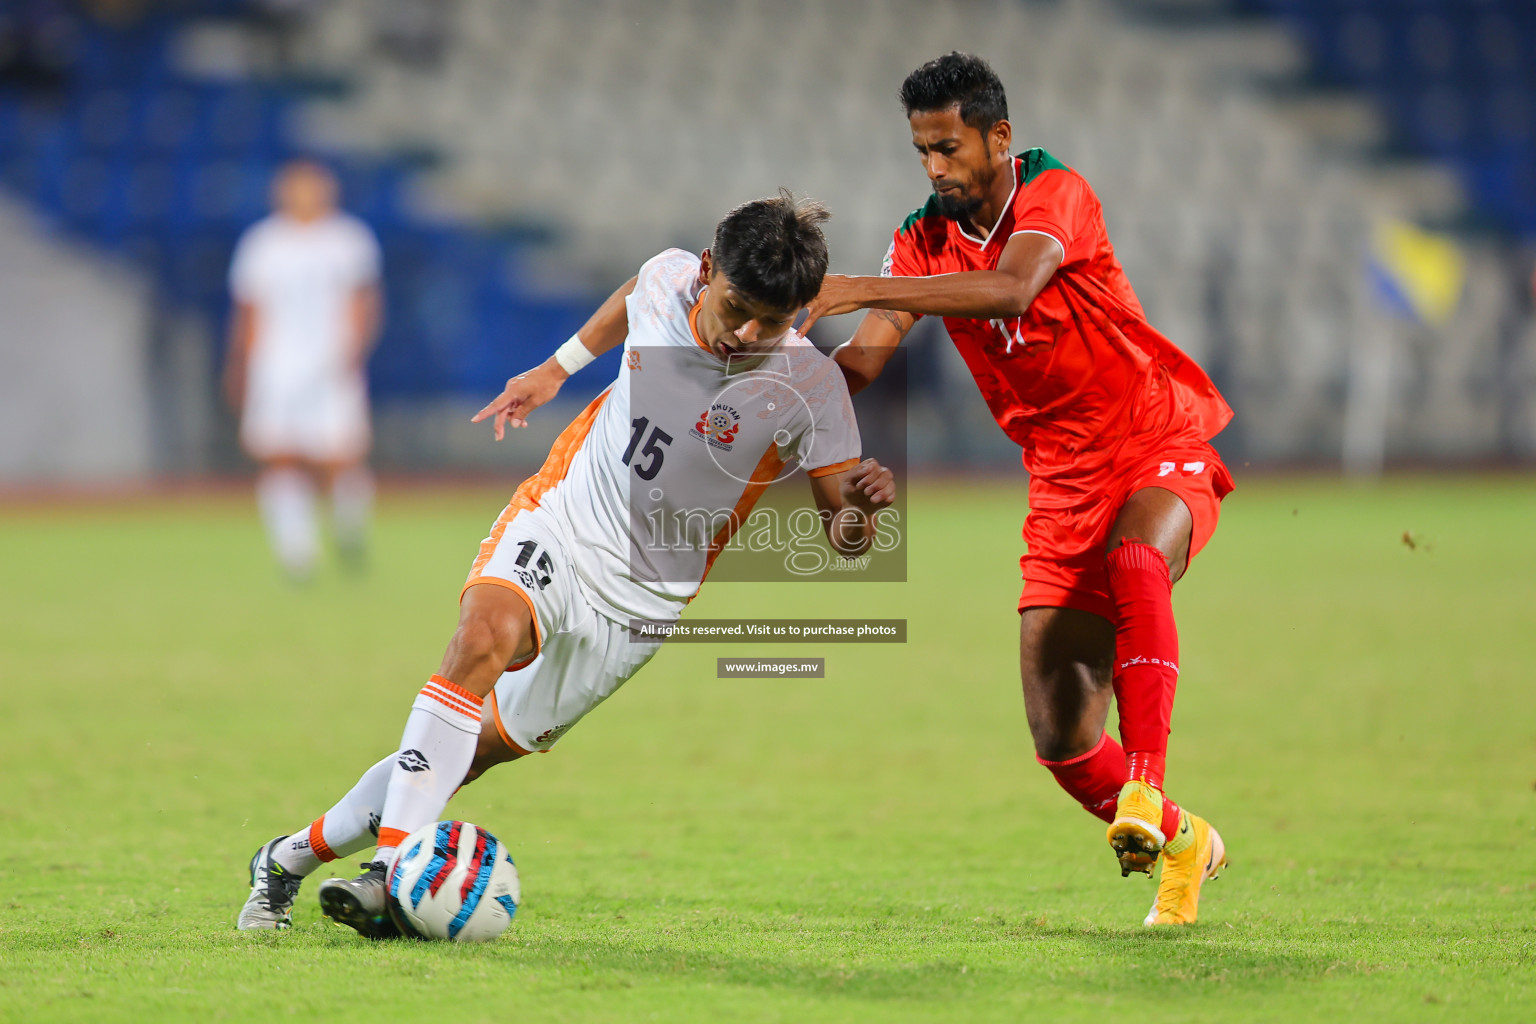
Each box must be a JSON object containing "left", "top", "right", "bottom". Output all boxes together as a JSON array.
[
  {"left": 229, "top": 212, "right": 380, "bottom": 393},
  {"left": 508, "top": 248, "right": 862, "bottom": 623}
]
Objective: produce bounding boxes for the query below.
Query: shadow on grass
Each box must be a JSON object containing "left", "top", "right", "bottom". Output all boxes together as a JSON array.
[
  {"left": 2, "top": 910, "right": 1456, "bottom": 1005},
  {"left": 455, "top": 919, "right": 1369, "bottom": 1002}
]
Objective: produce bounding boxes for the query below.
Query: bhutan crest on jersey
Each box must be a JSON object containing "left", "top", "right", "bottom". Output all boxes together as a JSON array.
[{"left": 690, "top": 402, "right": 741, "bottom": 450}]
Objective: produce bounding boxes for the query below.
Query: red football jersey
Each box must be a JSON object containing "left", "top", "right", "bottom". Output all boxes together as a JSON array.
[{"left": 883, "top": 149, "right": 1232, "bottom": 505}]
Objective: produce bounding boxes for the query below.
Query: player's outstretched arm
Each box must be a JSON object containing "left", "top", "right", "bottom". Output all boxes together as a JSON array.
[
  {"left": 808, "top": 458, "right": 896, "bottom": 558},
  {"left": 832, "top": 308, "right": 916, "bottom": 396},
  {"left": 347, "top": 284, "right": 383, "bottom": 369},
  {"left": 223, "top": 300, "right": 256, "bottom": 412},
  {"left": 801, "top": 232, "right": 1063, "bottom": 333},
  {"left": 473, "top": 275, "right": 637, "bottom": 439}
]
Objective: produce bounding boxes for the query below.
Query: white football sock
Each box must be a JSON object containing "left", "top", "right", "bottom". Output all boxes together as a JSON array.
[
  {"left": 375, "top": 676, "right": 483, "bottom": 865},
  {"left": 256, "top": 467, "right": 319, "bottom": 579},
  {"left": 330, "top": 465, "right": 373, "bottom": 554},
  {"left": 271, "top": 754, "right": 394, "bottom": 877}
]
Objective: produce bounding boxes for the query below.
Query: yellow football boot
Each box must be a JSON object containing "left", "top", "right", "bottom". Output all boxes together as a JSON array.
[
  {"left": 1144, "top": 810, "right": 1227, "bottom": 926},
  {"left": 1105, "top": 780, "right": 1167, "bottom": 876}
]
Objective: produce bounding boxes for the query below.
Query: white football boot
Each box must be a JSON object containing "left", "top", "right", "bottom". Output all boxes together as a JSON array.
[{"left": 237, "top": 836, "right": 303, "bottom": 930}]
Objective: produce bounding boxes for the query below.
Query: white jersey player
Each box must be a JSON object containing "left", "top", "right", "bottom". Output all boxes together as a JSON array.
[
  {"left": 225, "top": 160, "right": 382, "bottom": 581},
  {"left": 238, "top": 192, "right": 896, "bottom": 935}
]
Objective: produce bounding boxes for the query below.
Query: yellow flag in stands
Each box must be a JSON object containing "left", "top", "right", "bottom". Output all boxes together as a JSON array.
[{"left": 1367, "top": 219, "right": 1466, "bottom": 327}]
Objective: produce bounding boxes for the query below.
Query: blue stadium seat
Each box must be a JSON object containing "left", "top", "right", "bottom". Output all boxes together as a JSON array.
[
  {"left": 0, "top": 0, "right": 592, "bottom": 400},
  {"left": 1243, "top": 0, "right": 1536, "bottom": 235}
]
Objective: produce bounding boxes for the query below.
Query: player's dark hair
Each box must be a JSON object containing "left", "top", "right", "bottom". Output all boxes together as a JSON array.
[
  {"left": 711, "top": 188, "right": 830, "bottom": 310},
  {"left": 899, "top": 52, "right": 1009, "bottom": 134}
]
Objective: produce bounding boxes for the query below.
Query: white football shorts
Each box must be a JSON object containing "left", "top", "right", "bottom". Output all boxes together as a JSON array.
[
  {"left": 241, "top": 371, "right": 370, "bottom": 463},
  {"left": 464, "top": 501, "right": 663, "bottom": 753}
]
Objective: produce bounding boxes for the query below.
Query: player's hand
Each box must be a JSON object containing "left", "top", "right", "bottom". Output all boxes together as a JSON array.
[
  {"left": 472, "top": 359, "right": 567, "bottom": 440},
  {"left": 840, "top": 458, "right": 895, "bottom": 515},
  {"left": 221, "top": 361, "right": 245, "bottom": 414},
  {"left": 799, "top": 275, "right": 867, "bottom": 336}
]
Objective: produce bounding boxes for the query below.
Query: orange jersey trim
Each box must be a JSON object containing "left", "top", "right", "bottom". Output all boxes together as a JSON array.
[
  {"left": 687, "top": 298, "right": 714, "bottom": 355},
  {"left": 806, "top": 456, "right": 861, "bottom": 479},
  {"left": 461, "top": 387, "right": 607, "bottom": 663},
  {"left": 494, "top": 386, "right": 608, "bottom": 528},
  {"left": 488, "top": 699, "right": 536, "bottom": 756},
  {"left": 694, "top": 442, "right": 787, "bottom": 593},
  {"left": 460, "top": 576, "right": 542, "bottom": 669},
  {"left": 504, "top": 650, "right": 538, "bottom": 672},
  {"left": 466, "top": 502, "right": 525, "bottom": 584}
]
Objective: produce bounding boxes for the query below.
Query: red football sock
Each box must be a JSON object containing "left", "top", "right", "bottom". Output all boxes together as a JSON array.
[
  {"left": 1037, "top": 733, "right": 1125, "bottom": 823},
  {"left": 1160, "top": 792, "right": 1183, "bottom": 838},
  {"left": 1106, "top": 540, "right": 1179, "bottom": 791},
  {"left": 1038, "top": 732, "right": 1183, "bottom": 830},
  {"left": 1126, "top": 751, "right": 1166, "bottom": 789}
]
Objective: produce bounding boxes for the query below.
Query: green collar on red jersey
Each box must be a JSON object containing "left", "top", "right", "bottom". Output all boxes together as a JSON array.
[
  {"left": 896, "top": 194, "right": 944, "bottom": 237},
  {"left": 897, "top": 148, "right": 1069, "bottom": 237},
  {"left": 1017, "top": 147, "right": 1068, "bottom": 184}
]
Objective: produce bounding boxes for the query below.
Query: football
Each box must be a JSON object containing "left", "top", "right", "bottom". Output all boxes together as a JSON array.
[{"left": 385, "top": 821, "right": 520, "bottom": 942}]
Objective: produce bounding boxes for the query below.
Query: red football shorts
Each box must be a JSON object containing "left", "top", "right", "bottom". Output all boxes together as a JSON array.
[{"left": 1018, "top": 436, "right": 1234, "bottom": 621}]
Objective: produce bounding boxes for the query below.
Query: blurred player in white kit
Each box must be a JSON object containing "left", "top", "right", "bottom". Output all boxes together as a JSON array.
[{"left": 225, "top": 160, "right": 383, "bottom": 580}]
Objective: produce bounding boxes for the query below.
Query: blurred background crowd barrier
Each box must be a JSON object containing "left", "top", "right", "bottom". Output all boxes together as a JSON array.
[{"left": 2, "top": 0, "right": 1535, "bottom": 484}]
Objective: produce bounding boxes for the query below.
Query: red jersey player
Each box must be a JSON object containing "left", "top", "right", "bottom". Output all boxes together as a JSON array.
[{"left": 802, "top": 53, "right": 1234, "bottom": 925}]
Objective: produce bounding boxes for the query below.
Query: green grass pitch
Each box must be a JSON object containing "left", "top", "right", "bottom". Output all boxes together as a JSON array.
[{"left": 2, "top": 476, "right": 1533, "bottom": 1022}]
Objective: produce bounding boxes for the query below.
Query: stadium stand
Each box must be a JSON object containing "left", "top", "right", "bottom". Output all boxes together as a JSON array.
[
  {"left": 1237, "top": 0, "right": 1536, "bottom": 463},
  {"left": 0, "top": 191, "right": 155, "bottom": 481},
  {"left": 0, "top": 0, "right": 599, "bottom": 419},
  {"left": 1, "top": 0, "right": 1531, "bottom": 476},
  {"left": 1242, "top": 0, "right": 1536, "bottom": 234},
  {"left": 287, "top": 0, "right": 1523, "bottom": 464}
]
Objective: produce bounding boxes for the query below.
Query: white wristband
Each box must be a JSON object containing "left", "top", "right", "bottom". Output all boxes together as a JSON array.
[{"left": 553, "top": 334, "right": 595, "bottom": 375}]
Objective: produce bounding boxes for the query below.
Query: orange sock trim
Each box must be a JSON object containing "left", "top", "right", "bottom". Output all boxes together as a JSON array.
[
  {"left": 308, "top": 816, "right": 336, "bottom": 863},
  {"left": 422, "top": 674, "right": 483, "bottom": 719},
  {"left": 377, "top": 827, "right": 408, "bottom": 850},
  {"left": 427, "top": 674, "right": 481, "bottom": 704}
]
